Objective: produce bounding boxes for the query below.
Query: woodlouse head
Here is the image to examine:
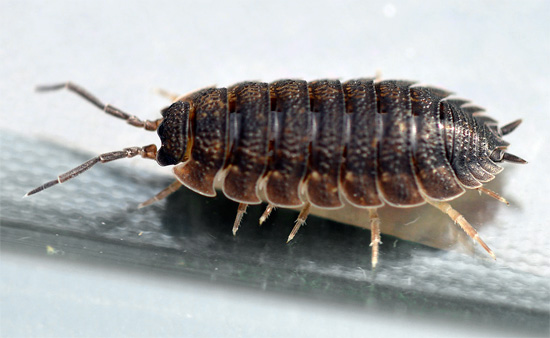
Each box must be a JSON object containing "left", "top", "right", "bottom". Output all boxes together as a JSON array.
[
  {"left": 156, "top": 101, "right": 190, "bottom": 166},
  {"left": 485, "top": 119, "right": 527, "bottom": 164}
]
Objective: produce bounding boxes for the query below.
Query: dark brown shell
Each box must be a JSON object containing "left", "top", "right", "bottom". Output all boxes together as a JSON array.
[{"left": 157, "top": 78, "right": 512, "bottom": 209}]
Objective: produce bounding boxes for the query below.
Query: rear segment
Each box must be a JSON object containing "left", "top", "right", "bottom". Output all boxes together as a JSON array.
[{"left": 409, "top": 86, "right": 464, "bottom": 201}]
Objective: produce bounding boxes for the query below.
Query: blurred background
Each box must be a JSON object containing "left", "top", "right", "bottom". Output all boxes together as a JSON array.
[{"left": 1, "top": 0, "right": 549, "bottom": 336}]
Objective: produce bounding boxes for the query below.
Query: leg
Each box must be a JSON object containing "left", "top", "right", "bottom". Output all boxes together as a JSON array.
[
  {"left": 154, "top": 88, "right": 180, "bottom": 101},
  {"left": 173, "top": 84, "right": 217, "bottom": 102},
  {"left": 287, "top": 203, "right": 311, "bottom": 243},
  {"left": 259, "top": 203, "right": 275, "bottom": 225},
  {"left": 37, "top": 82, "right": 162, "bottom": 131},
  {"left": 25, "top": 144, "right": 158, "bottom": 197},
  {"left": 232, "top": 203, "right": 248, "bottom": 235},
  {"left": 427, "top": 200, "right": 496, "bottom": 260},
  {"left": 477, "top": 187, "right": 509, "bottom": 205},
  {"left": 368, "top": 208, "right": 381, "bottom": 268},
  {"left": 138, "top": 180, "right": 183, "bottom": 208}
]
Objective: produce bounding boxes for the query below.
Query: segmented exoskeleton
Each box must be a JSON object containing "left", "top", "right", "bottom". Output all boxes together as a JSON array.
[{"left": 26, "top": 79, "right": 526, "bottom": 267}]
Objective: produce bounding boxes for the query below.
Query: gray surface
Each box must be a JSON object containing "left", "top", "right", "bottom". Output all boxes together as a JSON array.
[
  {"left": 1, "top": 132, "right": 549, "bottom": 337},
  {"left": 1, "top": 0, "right": 550, "bottom": 337}
]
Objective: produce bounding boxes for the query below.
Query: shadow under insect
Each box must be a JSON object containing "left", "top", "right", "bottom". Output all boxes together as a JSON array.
[{"left": 155, "top": 175, "right": 507, "bottom": 274}]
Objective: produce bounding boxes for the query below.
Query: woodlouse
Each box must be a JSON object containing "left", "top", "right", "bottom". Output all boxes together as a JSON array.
[{"left": 26, "top": 79, "right": 526, "bottom": 267}]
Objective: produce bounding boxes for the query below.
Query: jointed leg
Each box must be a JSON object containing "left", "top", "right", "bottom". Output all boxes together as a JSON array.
[
  {"left": 138, "top": 180, "right": 183, "bottom": 208},
  {"left": 287, "top": 202, "right": 311, "bottom": 243},
  {"left": 427, "top": 200, "right": 496, "bottom": 260},
  {"left": 368, "top": 208, "right": 381, "bottom": 268},
  {"left": 233, "top": 203, "right": 248, "bottom": 235},
  {"left": 37, "top": 82, "right": 162, "bottom": 131},
  {"left": 25, "top": 144, "right": 158, "bottom": 197},
  {"left": 477, "top": 187, "right": 509, "bottom": 205},
  {"left": 259, "top": 203, "right": 275, "bottom": 225},
  {"left": 154, "top": 88, "right": 180, "bottom": 102}
]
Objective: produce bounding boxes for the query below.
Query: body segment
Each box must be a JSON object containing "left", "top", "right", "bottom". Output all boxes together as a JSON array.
[
  {"left": 264, "top": 80, "right": 311, "bottom": 207},
  {"left": 222, "top": 82, "right": 270, "bottom": 203}
]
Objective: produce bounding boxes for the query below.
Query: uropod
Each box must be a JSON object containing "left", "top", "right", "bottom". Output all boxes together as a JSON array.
[{"left": 26, "top": 79, "right": 526, "bottom": 267}]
